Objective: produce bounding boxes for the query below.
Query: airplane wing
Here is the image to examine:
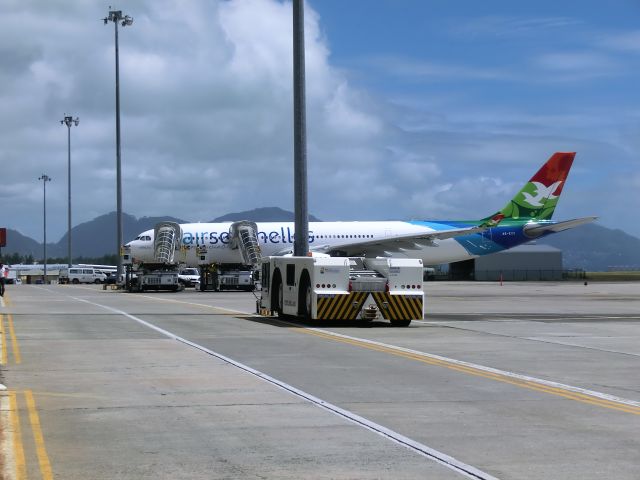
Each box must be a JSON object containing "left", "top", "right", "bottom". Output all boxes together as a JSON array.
[
  {"left": 271, "top": 224, "right": 489, "bottom": 257},
  {"left": 310, "top": 224, "right": 490, "bottom": 257},
  {"left": 271, "top": 214, "right": 505, "bottom": 257},
  {"left": 523, "top": 216, "right": 598, "bottom": 237}
]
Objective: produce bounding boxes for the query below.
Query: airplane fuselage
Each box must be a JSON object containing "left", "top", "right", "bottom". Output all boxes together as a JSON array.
[{"left": 126, "top": 219, "right": 536, "bottom": 267}]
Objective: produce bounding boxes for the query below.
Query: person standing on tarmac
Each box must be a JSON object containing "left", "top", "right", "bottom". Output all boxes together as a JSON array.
[{"left": 0, "top": 263, "right": 6, "bottom": 297}]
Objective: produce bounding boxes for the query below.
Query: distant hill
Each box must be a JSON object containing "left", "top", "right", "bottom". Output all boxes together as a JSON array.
[
  {"left": 539, "top": 223, "right": 640, "bottom": 271},
  {"left": 212, "top": 206, "right": 321, "bottom": 222},
  {"left": 3, "top": 211, "right": 638, "bottom": 271},
  {"left": 56, "top": 212, "right": 186, "bottom": 258},
  {"left": 3, "top": 212, "right": 185, "bottom": 259},
  {"left": 4, "top": 229, "right": 43, "bottom": 258}
]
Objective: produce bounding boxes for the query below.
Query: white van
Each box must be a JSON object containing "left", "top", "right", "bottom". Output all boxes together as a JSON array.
[{"left": 59, "top": 267, "right": 107, "bottom": 284}]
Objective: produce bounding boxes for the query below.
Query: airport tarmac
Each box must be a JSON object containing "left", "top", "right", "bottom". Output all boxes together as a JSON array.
[{"left": 0, "top": 281, "right": 639, "bottom": 479}]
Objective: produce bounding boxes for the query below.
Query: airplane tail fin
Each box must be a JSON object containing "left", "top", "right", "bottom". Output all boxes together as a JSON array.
[{"left": 483, "top": 152, "right": 576, "bottom": 222}]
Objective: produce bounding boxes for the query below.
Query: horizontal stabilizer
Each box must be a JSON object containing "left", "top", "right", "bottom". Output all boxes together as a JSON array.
[{"left": 524, "top": 216, "right": 597, "bottom": 237}]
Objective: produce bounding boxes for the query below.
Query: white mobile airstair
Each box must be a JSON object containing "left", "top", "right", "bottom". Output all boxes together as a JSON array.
[
  {"left": 229, "top": 221, "right": 262, "bottom": 267},
  {"left": 154, "top": 222, "right": 182, "bottom": 263},
  {"left": 125, "top": 222, "right": 184, "bottom": 292}
]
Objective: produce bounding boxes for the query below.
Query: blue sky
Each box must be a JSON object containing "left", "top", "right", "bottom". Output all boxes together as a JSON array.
[
  {"left": 0, "top": 0, "right": 638, "bottom": 242},
  {"left": 311, "top": 0, "right": 639, "bottom": 229}
]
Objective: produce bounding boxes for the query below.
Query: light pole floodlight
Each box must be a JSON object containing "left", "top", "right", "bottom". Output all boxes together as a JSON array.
[
  {"left": 62, "top": 115, "right": 79, "bottom": 127},
  {"left": 104, "top": 9, "right": 133, "bottom": 27}
]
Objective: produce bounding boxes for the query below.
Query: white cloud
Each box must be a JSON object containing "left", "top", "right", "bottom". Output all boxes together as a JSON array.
[
  {"left": 363, "top": 55, "right": 512, "bottom": 82},
  {"left": 1, "top": 0, "right": 639, "bottom": 244},
  {"left": 1, "top": 0, "right": 391, "bottom": 240},
  {"left": 454, "top": 15, "right": 583, "bottom": 38},
  {"left": 600, "top": 30, "right": 640, "bottom": 53},
  {"left": 533, "top": 51, "right": 618, "bottom": 74}
]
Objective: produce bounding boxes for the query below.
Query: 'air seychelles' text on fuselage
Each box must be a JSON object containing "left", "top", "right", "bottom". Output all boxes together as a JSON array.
[{"left": 184, "top": 227, "right": 315, "bottom": 246}]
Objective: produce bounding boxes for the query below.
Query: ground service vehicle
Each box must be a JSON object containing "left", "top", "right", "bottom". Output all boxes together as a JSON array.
[
  {"left": 259, "top": 256, "right": 424, "bottom": 327},
  {"left": 122, "top": 222, "right": 184, "bottom": 292},
  {"left": 59, "top": 267, "right": 107, "bottom": 284},
  {"left": 196, "top": 264, "right": 255, "bottom": 292},
  {"left": 178, "top": 268, "right": 200, "bottom": 287},
  {"left": 219, "top": 269, "right": 255, "bottom": 291},
  {"left": 196, "top": 221, "right": 261, "bottom": 292}
]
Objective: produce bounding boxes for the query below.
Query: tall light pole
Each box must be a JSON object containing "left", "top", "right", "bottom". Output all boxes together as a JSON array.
[
  {"left": 104, "top": 8, "right": 133, "bottom": 278},
  {"left": 61, "top": 115, "right": 79, "bottom": 268},
  {"left": 293, "top": 0, "right": 309, "bottom": 257},
  {"left": 39, "top": 174, "right": 52, "bottom": 283}
]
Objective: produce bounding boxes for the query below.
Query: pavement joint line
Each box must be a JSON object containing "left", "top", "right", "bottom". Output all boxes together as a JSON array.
[
  {"left": 69, "top": 295, "right": 499, "bottom": 480},
  {"left": 414, "top": 320, "right": 640, "bottom": 358}
]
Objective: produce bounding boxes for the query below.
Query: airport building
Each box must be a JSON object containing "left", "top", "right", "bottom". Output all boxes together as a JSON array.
[{"left": 449, "top": 243, "right": 564, "bottom": 281}]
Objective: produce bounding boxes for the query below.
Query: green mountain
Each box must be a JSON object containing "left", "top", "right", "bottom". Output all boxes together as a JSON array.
[
  {"left": 4, "top": 212, "right": 185, "bottom": 259},
  {"left": 3, "top": 229, "right": 42, "bottom": 259},
  {"left": 212, "top": 206, "right": 321, "bottom": 222},
  {"left": 540, "top": 223, "right": 640, "bottom": 271}
]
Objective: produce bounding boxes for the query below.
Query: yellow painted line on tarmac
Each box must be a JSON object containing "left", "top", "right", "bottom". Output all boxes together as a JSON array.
[
  {"left": 8, "top": 314, "right": 21, "bottom": 364},
  {"left": 292, "top": 327, "right": 640, "bottom": 416},
  {"left": 25, "top": 390, "right": 54, "bottom": 480},
  {"left": 1, "top": 314, "right": 7, "bottom": 365},
  {"left": 1, "top": 313, "right": 22, "bottom": 365},
  {"left": 9, "top": 391, "right": 27, "bottom": 480}
]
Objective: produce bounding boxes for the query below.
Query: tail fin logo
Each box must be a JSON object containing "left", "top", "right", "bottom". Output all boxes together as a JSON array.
[
  {"left": 492, "top": 152, "right": 575, "bottom": 221},
  {"left": 521, "top": 180, "right": 563, "bottom": 208}
]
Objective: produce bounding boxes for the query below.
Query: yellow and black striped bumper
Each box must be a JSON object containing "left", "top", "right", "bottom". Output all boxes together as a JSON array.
[
  {"left": 316, "top": 292, "right": 368, "bottom": 320},
  {"left": 316, "top": 292, "right": 423, "bottom": 321},
  {"left": 371, "top": 292, "right": 423, "bottom": 321}
]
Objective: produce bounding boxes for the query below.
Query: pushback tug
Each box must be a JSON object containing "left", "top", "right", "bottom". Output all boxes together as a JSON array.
[{"left": 259, "top": 255, "right": 424, "bottom": 327}]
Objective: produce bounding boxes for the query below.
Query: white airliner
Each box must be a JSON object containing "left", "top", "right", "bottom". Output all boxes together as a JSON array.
[{"left": 125, "top": 153, "right": 595, "bottom": 267}]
